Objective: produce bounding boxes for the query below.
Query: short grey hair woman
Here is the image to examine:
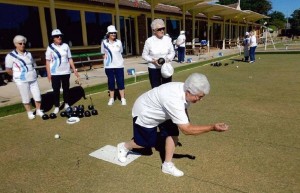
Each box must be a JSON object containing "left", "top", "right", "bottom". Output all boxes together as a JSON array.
[{"left": 5, "top": 35, "right": 44, "bottom": 119}]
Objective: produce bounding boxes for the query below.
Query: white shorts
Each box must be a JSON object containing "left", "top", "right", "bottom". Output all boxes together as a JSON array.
[{"left": 16, "top": 80, "right": 42, "bottom": 104}]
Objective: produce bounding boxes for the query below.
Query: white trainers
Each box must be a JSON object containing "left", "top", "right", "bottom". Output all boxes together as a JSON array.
[
  {"left": 121, "top": 98, "right": 127, "bottom": 105},
  {"left": 162, "top": 162, "right": 184, "bottom": 177},
  {"left": 27, "top": 111, "right": 35, "bottom": 120},
  {"left": 108, "top": 98, "right": 114, "bottom": 106},
  {"left": 64, "top": 103, "right": 70, "bottom": 110},
  {"left": 117, "top": 142, "right": 129, "bottom": 163},
  {"left": 53, "top": 107, "right": 59, "bottom": 114},
  {"left": 36, "top": 109, "right": 44, "bottom": 117}
]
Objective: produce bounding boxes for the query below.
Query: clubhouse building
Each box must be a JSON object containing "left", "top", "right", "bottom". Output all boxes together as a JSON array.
[{"left": 0, "top": 0, "right": 268, "bottom": 58}]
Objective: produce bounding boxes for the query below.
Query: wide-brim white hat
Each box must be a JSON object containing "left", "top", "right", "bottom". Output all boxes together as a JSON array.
[
  {"left": 161, "top": 63, "right": 174, "bottom": 78},
  {"left": 66, "top": 117, "right": 80, "bottom": 124},
  {"left": 52, "top": 29, "right": 63, "bottom": 36},
  {"left": 180, "top": 30, "right": 185, "bottom": 34},
  {"left": 106, "top": 25, "right": 118, "bottom": 34},
  {"left": 245, "top": 32, "right": 249, "bottom": 36}
]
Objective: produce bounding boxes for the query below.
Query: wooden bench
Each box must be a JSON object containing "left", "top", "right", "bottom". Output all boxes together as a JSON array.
[
  {"left": 72, "top": 52, "right": 103, "bottom": 70},
  {"left": 284, "top": 44, "right": 300, "bottom": 50}
]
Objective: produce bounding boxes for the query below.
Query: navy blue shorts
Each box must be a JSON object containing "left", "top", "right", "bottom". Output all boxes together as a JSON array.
[
  {"left": 133, "top": 117, "right": 179, "bottom": 148},
  {"left": 105, "top": 68, "right": 125, "bottom": 90}
]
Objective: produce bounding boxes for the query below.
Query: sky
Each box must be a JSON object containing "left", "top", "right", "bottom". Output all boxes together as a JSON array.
[{"left": 270, "top": 0, "right": 300, "bottom": 17}]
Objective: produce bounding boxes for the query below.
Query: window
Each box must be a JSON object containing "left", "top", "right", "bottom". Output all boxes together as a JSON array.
[
  {"left": 166, "top": 19, "right": 179, "bottom": 41},
  {"left": 0, "top": 3, "right": 43, "bottom": 49},
  {"left": 85, "top": 12, "right": 112, "bottom": 45},
  {"left": 45, "top": 8, "right": 83, "bottom": 46}
]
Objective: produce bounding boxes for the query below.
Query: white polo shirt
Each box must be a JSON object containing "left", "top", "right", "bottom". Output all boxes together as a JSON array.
[
  {"left": 101, "top": 39, "right": 124, "bottom": 69},
  {"left": 250, "top": 36, "right": 257, "bottom": 47},
  {"left": 176, "top": 34, "right": 186, "bottom": 47},
  {"left": 142, "top": 35, "right": 175, "bottom": 69},
  {"left": 5, "top": 50, "right": 37, "bottom": 83},
  {"left": 132, "top": 82, "right": 190, "bottom": 128},
  {"left": 45, "top": 43, "right": 72, "bottom": 75}
]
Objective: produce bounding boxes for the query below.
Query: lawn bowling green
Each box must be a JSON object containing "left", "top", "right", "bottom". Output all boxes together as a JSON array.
[{"left": 0, "top": 53, "right": 299, "bottom": 192}]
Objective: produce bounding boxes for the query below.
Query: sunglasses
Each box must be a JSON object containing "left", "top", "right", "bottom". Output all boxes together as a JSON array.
[
  {"left": 109, "top": 32, "right": 117, "bottom": 35},
  {"left": 53, "top": 35, "right": 62, "bottom": 38},
  {"left": 155, "top": 27, "right": 165, "bottom": 32},
  {"left": 18, "top": 42, "right": 26, "bottom": 45}
]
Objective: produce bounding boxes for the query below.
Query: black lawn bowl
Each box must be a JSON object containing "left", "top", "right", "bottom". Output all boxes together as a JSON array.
[
  {"left": 66, "top": 106, "right": 73, "bottom": 114},
  {"left": 88, "top": 105, "right": 94, "bottom": 110},
  {"left": 49, "top": 113, "right": 57, "bottom": 119},
  {"left": 78, "top": 112, "right": 84, "bottom": 118},
  {"left": 157, "top": 58, "right": 165, "bottom": 65},
  {"left": 71, "top": 111, "right": 78, "bottom": 117},
  {"left": 78, "top": 105, "right": 84, "bottom": 111},
  {"left": 219, "top": 62, "right": 222, "bottom": 66},
  {"left": 84, "top": 110, "right": 91, "bottom": 117},
  {"left": 60, "top": 111, "right": 67, "bottom": 117},
  {"left": 78, "top": 108, "right": 84, "bottom": 114},
  {"left": 224, "top": 63, "right": 229, "bottom": 66},
  {"left": 72, "top": 106, "right": 78, "bottom": 112},
  {"left": 232, "top": 61, "right": 235, "bottom": 64},
  {"left": 42, "top": 114, "right": 49, "bottom": 120},
  {"left": 91, "top": 109, "right": 98, "bottom": 115}
]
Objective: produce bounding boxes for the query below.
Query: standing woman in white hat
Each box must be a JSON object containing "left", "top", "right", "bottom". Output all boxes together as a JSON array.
[
  {"left": 101, "top": 25, "right": 126, "bottom": 106},
  {"left": 45, "top": 29, "right": 79, "bottom": 114},
  {"left": 5, "top": 35, "right": 44, "bottom": 119},
  {"left": 176, "top": 30, "right": 186, "bottom": 63},
  {"left": 142, "top": 19, "right": 175, "bottom": 88}
]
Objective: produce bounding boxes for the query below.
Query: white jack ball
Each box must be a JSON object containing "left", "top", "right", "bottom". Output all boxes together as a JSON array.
[{"left": 55, "top": 134, "right": 60, "bottom": 139}]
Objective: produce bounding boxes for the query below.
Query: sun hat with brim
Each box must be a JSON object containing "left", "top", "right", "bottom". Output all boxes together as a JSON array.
[
  {"left": 51, "top": 29, "right": 63, "bottom": 36},
  {"left": 106, "top": 25, "right": 118, "bottom": 34},
  {"left": 161, "top": 62, "right": 174, "bottom": 78},
  {"left": 180, "top": 30, "right": 185, "bottom": 34},
  {"left": 66, "top": 117, "right": 80, "bottom": 124}
]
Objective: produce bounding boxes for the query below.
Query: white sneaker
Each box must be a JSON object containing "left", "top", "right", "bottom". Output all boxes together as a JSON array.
[
  {"left": 121, "top": 98, "right": 127, "bottom": 105},
  {"left": 162, "top": 162, "right": 184, "bottom": 177},
  {"left": 64, "top": 103, "right": 70, "bottom": 110},
  {"left": 27, "top": 111, "right": 35, "bottom": 120},
  {"left": 108, "top": 98, "right": 114, "bottom": 106},
  {"left": 36, "top": 109, "right": 44, "bottom": 117},
  {"left": 53, "top": 107, "right": 59, "bottom": 114},
  {"left": 117, "top": 142, "right": 129, "bottom": 163}
]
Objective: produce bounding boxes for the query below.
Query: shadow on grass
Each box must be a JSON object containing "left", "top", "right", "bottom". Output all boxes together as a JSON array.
[{"left": 30, "top": 86, "right": 87, "bottom": 113}]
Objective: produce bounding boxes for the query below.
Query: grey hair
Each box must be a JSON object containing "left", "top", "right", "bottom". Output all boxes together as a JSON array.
[
  {"left": 151, "top": 19, "right": 165, "bottom": 30},
  {"left": 13, "top": 35, "right": 27, "bottom": 44},
  {"left": 183, "top": 73, "right": 210, "bottom": 95}
]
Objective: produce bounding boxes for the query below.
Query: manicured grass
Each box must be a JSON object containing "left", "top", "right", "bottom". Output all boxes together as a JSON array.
[{"left": 0, "top": 53, "right": 299, "bottom": 193}]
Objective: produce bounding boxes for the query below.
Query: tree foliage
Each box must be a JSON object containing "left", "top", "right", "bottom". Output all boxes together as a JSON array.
[
  {"left": 218, "top": 0, "right": 272, "bottom": 15},
  {"left": 289, "top": 9, "right": 300, "bottom": 35},
  {"left": 268, "top": 11, "right": 286, "bottom": 30}
]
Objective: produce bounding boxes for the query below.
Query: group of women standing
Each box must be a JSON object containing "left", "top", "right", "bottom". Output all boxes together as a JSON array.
[
  {"left": 5, "top": 29, "right": 79, "bottom": 119},
  {"left": 5, "top": 18, "right": 175, "bottom": 119}
]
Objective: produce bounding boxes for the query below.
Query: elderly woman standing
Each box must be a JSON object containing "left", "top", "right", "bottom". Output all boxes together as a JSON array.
[
  {"left": 5, "top": 35, "right": 44, "bottom": 119},
  {"left": 45, "top": 29, "right": 79, "bottom": 114},
  {"left": 249, "top": 31, "right": 257, "bottom": 63},
  {"left": 142, "top": 19, "right": 175, "bottom": 88},
  {"left": 101, "top": 25, "right": 126, "bottom": 106}
]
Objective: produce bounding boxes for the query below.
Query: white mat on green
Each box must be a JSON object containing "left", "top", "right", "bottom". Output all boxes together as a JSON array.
[{"left": 89, "top": 145, "right": 141, "bottom": 166}]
